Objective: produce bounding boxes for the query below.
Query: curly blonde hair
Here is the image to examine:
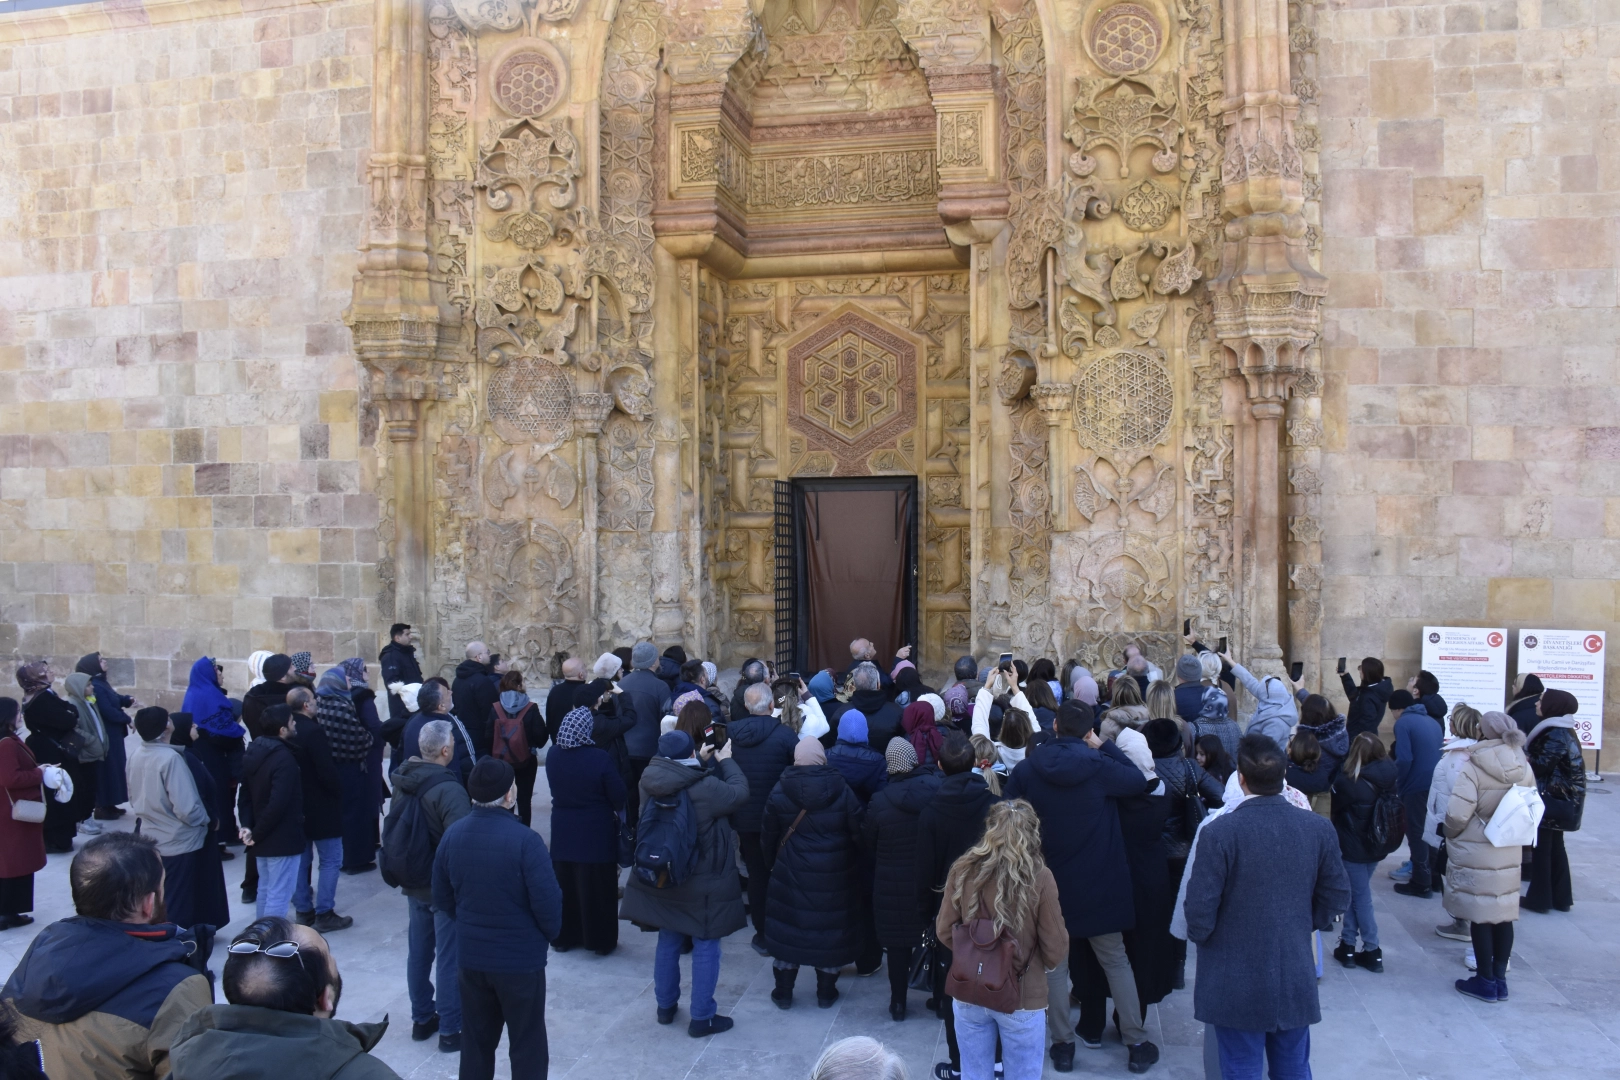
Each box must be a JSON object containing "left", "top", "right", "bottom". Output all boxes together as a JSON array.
[{"left": 947, "top": 799, "right": 1047, "bottom": 936}]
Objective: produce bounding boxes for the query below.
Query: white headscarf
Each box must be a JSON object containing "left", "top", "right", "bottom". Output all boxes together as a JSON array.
[
  {"left": 918, "top": 693, "right": 946, "bottom": 723},
  {"left": 247, "top": 650, "right": 273, "bottom": 690},
  {"left": 593, "top": 652, "right": 623, "bottom": 681},
  {"left": 1115, "top": 728, "right": 1162, "bottom": 794}
]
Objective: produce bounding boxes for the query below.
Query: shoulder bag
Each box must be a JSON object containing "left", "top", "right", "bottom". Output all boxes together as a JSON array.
[
  {"left": 1484, "top": 782, "right": 1544, "bottom": 848},
  {"left": 7, "top": 788, "right": 45, "bottom": 824}
]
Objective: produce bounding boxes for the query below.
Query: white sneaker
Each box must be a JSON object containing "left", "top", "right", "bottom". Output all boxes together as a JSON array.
[
  {"left": 1464, "top": 951, "right": 1509, "bottom": 972},
  {"left": 77, "top": 820, "right": 103, "bottom": 835},
  {"left": 1389, "top": 861, "right": 1412, "bottom": 883}
]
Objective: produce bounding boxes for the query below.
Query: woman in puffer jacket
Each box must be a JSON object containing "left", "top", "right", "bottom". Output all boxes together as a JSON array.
[
  {"left": 1524, "top": 689, "right": 1586, "bottom": 914},
  {"left": 1286, "top": 694, "right": 1349, "bottom": 798},
  {"left": 1429, "top": 704, "right": 1481, "bottom": 942},
  {"left": 1331, "top": 733, "right": 1400, "bottom": 973},
  {"left": 1445, "top": 710, "right": 1535, "bottom": 1002}
]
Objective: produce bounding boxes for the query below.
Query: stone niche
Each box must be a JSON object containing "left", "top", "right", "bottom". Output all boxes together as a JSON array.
[{"left": 347, "top": 0, "right": 1327, "bottom": 681}]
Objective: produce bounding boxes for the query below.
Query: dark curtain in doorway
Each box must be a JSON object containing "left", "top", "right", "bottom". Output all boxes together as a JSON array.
[{"left": 802, "top": 486, "right": 912, "bottom": 672}]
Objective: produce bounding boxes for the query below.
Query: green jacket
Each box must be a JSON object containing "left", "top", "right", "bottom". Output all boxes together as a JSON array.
[
  {"left": 387, "top": 757, "right": 473, "bottom": 901},
  {"left": 169, "top": 1005, "right": 400, "bottom": 1080}
]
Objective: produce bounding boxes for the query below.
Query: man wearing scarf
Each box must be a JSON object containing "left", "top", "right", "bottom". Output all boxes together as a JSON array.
[{"left": 77, "top": 653, "right": 134, "bottom": 821}]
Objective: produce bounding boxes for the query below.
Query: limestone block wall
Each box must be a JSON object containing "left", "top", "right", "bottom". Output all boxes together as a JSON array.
[
  {"left": 1316, "top": 0, "right": 1620, "bottom": 740},
  {"left": 0, "top": 0, "right": 376, "bottom": 705}
]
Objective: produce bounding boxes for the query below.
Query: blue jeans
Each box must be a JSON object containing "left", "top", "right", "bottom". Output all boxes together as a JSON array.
[
  {"left": 407, "top": 895, "right": 461, "bottom": 1034},
  {"left": 293, "top": 838, "right": 342, "bottom": 914},
  {"left": 255, "top": 854, "right": 300, "bottom": 920},
  {"left": 1341, "top": 860, "right": 1378, "bottom": 949},
  {"left": 1402, "top": 790, "right": 1432, "bottom": 889},
  {"left": 953, "top": 1000, "right": 1045, "bottom": 1080},
  {"left": 654, "top": 930, "right": 720, "bottom": 1021},
  {"left": 1215, "top": 1024, "right": 1312, "bottom": 1080}
]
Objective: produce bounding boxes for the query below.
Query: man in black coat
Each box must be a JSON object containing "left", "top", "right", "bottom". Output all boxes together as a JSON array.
[
  {"left": 379, "top": 624, "right": 424, "bottom": 723},
  {"left": 1004, "top": 703, "right": 1161, "bottom": 1074},
  {"left": 543, "top": 657, "right": 586, "bottom": 745},
  {"left": 237, "top": 706, "right": 305, "bottom": 922},
  {"left": 1185, "top": 735, "right": 1348, "bottom": 1079},
  {"left": 451, "top": 642, "right": 501, "bottom": 756},
  {"left": 915, "top": 732, "right": 996, "bottom": 1079},
  {"left": 843, "top": 663, "right": 904, "bottom": 751},
  {"left": 77, "top": 652, "right": 135, "bottom": 820},
  {"left": 285, "top": 690, "right": 352, "bottom": 934},
  {"left": 729, "top": 658, "right": 768, "bottom": 726},
  {"left": 727, "top": 682, "right": 800, "bottom": 954},
  {"left": 616, "top": 642, "right": 672, "bottom": 819},
  {"left": 862, "top": 736, "right": 942, "bottom": 1021},
  {"left": 399, "top": 684, "right": 474, "bottom": 786}
]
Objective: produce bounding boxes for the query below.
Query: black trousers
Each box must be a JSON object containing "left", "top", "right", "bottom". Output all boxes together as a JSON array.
[
  {"left": 337, "top": 761, "right": 376, "bottom": 870},
  {"left": 1470, "top": 921, "right": 1514, "bottom": 981},
  {"left": 931, "top": 943, "right": 960, "bottom": 1068},
  {"left": 513, "top": 758, "right": 539, "bottom": 829},
  {"left": 460, "top": 968, "right": 548, "bottom": 1080},
  {"left": 1526, "top": 827, "right": 1572, "bottom": 911},
  {"left": 554, "top": 860, "right": 619, "bottom": 954},
  {"left": 886, "top": 946, "right": 913, "bottom": 1003},
  {"left": 737, "top": 831, "right": 769, "bottom": 936},
  {"left": 627, "top": 756, "right": 651, "bottom": 824}
]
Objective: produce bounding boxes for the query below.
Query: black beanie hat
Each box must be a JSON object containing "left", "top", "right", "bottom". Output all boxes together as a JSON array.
[
  {"left": 135, "top": 706, "right": 170, "bottom": 742},
  {"left": 468, "top": 757, "right": 516, "bottom": 804},
  {"left": 263, "top": 654, "right": 292, "bottom": 683}
]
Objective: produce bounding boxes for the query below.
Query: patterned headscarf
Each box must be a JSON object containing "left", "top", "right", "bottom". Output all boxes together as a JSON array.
[
  {"left": 557, "top": 706, "right": 595, "bottom": 749},
  {"left": 885, "top": 736, "right": 918, "bottom": 775},
  {"left": 340, "top": 657, "right": 368, "bottom": 690},
  {"left": 15, "top": 663, "right": 49, "bottom": 701},
  {"left": 943, "top": 683, "right": 971, "bottom": 723},
  {"left": 314, "top": 668, "right": 372, "bottom": 762},
  {"left": 290, "top": 652, "right": 315, "bottom": 678},
  {"left": 671, "top": 690, "right": 704, "bottom": 715}
]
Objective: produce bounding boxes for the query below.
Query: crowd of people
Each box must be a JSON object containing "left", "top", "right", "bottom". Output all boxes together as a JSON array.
[{"left": 0, "top": 626, "right": 1593, "bottom": 1080}]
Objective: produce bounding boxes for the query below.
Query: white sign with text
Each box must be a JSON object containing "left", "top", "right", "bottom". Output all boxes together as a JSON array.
[
  {"left": 1421, "top": 626, "right": 1509, "bottom": 715},
  {"left": 1518, "top": 629, "right": 1605, "bottom": 750}
]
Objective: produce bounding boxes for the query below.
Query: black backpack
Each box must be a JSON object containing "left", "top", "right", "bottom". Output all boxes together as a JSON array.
[
  {"left": 1368, "top": 785, "right": 1406, "bottom": 858},
  {"left": 380, "top": 770, "right": 455, "bottom": 891},
  {"left": 633, "top": 788, "right": 698, "bottom": 889}
]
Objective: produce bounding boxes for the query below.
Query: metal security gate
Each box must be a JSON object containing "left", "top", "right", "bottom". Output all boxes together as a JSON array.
[{"left": 774, "top": 480, "right": 797, "bottom": 673}]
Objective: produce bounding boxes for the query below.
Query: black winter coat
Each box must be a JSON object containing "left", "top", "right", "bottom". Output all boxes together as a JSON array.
[
  {"left": 1154, "top": 755, "right": 1224, "bottom": 812},
  {"left": 827, "top": 740, "right": 888, "bottom": 805},
  {"left": 21, "top": 692, "right": 79, "bottom": 766},
  {"left": 1003, "top": 738, "right": 1149, "bottom": 938},
  {"left": 378, "top": 642, "right": 423, "bottom": 721},
  {"left": 617, "top": 669, "right": 671, "bottom": 760},
  {"left": 1507, "top": 694, "right": 1540, "bottom": 736},
  {"left": 761, "top": 764, "right": 863, "bottom": 968},
  {"left": 843, "top": 689, "right": 904, "bottom": 751},
  {"left": 290, "top": 716, "right": 342, "bottom": 841},
  {"left": 1528, "top": 726, "right": 1586, "bottom": 832},
  {"left": 451, "top": 660, "right": 501, "bottom": 755},
  {"left": 915, "top": 771, "right": 998, "bottom": 920},
  {"left": 543, "top": 680, "right": 584, "bottom": 745},
  {"left": 240, "top": 682, "right": 290, "bottom": 741},
  {"left": 620, "top": 757, "right": 750, "bottom": 941},
  {"left": 861, "top": 768, "right": 943, "bottom": 948},
  {"left": 1330, "top": 757, "right": 1399, "bottom": 863},
  {"left": 237, "top": 736, "right": 304, "bottom": 858},
  {"left": 727, "top": 715, "right": 799, "bottom": 834},
  {"left": 1340, "top": 674, "right": 1393, "bottom": 739},
  {"left": 1286, "top": 716, "right": 1350, "bottom": 796}
]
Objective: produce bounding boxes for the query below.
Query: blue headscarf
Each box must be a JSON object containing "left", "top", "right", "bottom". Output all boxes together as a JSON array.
[
  {"left": 316, "top": 668, "right": 351, "bottom": 699},
  {"left": 837, "top": 710, "right": 869, "bottom": 745},
  {"left": 182, "top": 656, "right": 243, "bottom": 738},
  {"left": 808, "top": 670, "right": 837, "bottom": 704}
]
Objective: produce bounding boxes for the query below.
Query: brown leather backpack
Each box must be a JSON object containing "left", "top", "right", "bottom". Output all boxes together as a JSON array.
[{"left": 946, "top": 917, "right": 1028, "bottom": 1014}]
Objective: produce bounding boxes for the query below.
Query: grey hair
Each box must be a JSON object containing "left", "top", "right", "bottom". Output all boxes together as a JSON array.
[
  {"left": 1198, "top": 651, "right": 1222, "bottom": 684},
  {"left": 851, "top": 662, "right": 881, "bottom": 693},
  {"left": 1126, "top": 654, "right": 1149, "bottom": 675},
  {"left": 743, "top": 682, "right": 774, "bottom": 715},
  {"left": 741, "top": 658, "right": 766, "bottom": 683},
  {"left": 417, "top": 719, "right": 453, "bottom": 760},
  {"left": 466, "top": 640, "right": 487, "bottom": 661},
  {"left": 811, "top": 1037, "right": 908, "bottom": 1080},
  {"left": 417, "top": 682, "right": 444, "bottom": 714}
]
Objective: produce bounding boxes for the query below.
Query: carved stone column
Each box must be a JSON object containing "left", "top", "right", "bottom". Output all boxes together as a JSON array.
[
  {"left": 1209, "top": 0, "right": 1326, "bottom": 665},
  {"left": 1031, "top": 383, "right": 1074, "bottom": 524},
  {"left": 573, "top": 393, "right": 615, "bottom": 658},
  {"left": 345, "top": 0, "right": 445, "bottom": 645}
]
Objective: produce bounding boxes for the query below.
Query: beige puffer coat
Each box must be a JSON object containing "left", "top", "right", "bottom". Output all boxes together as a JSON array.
[{"left": 1443, "top": 738, "right": 1534, "bottom": 924}]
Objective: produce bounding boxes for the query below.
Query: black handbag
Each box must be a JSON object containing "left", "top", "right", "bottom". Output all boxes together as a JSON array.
[
  {"left": 909, "top": 928, "right": 940, "bottom": 992},
  {"left": 616, "top": 811, "right": 636, "bottom": 868}
]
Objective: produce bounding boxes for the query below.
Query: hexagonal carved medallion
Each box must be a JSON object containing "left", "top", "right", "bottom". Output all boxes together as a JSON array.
[{"left": 786, "top": 304, "right": 921, "bottom": 475}]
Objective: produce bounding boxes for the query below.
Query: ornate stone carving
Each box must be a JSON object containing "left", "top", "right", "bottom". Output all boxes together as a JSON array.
[
  {"left": 1288, "top": 515, "right": 1322, "bottom": 543},
  {"left": 893, "top": 0, "right": 989, "bottom": 68},
  {"left": 1072, "top": 349, "right": 1174, "bottom": 459},
  {"left": 450, "top": 0, "right": 582, "bottom": 32},
  {"left": 1287, "top": 465, "right": 1322, "bottom": 495},
  {"left": 938, "top": 111, "right": 983, "bottom": 167},
  {"left": 1066, "top": 77, "right": 1180, "bottom": 179},
  {"left": 476, "top": 118, "right": 580, "bottom": 250},
  {"left": 996, "top": 350, "right": 1037, "bottom": 404},
  {"left": 491, "top": 42, "right": 567, "bottom": 119},
  {"left": 599, "top": 0, "right": 663, "bottom": 347},
  {"left": 1053, "top": 529, "right": 1178, "bottom": 632},
  {"left": 1118, "top": 179, "right": 1174, "bottom": 232},
  {"left": 1286, "top": 418, "right": 1322, "bottom": 447},
  {"left": 600, "top": 413, "right": 654, "bottom": 533},
  {"left": 994, "top": 0, "right": 1050, "bottom": 345},
  {"left": 1088, "top": 4, "right": 1166, "bottom": 76},
  {"left": 785, "top": 305, "right": 921, "bottom": 475},
  {"left": 679, "top": 127, "right": 748, "bottom": 199},
  {"left": 1151, "top": 242, "right": 1201, "bottom": 295},
  {"left": 747, "top": 150, "right": 937, "bottom": 211}
]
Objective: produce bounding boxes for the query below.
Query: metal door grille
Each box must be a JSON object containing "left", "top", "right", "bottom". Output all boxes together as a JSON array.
[{"left": 773, "top": 480, "right": 796, "bottom": 672}]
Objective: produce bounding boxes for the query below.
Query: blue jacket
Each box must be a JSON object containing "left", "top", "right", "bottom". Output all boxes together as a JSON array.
[
  {"left": 1393, "top": 704, "right": 1443, "bottom": 797},
  {"left": 544, "top": 745, "right": 626, "bottom": 864},
  {"left": 827, "top": 740, "right": 888, "bottom": 805},
  {"left": 398, "top": 712, "right": 474, "bottom": 785},
  {"left": 1003, "top": 737, "right": 1148, "bottom": 938},
  {"left": 726, "top": 714, "right": 800, "bottom": 833},
  {"left": 433, "top": 807, "right": 564, "bottom": 973}
]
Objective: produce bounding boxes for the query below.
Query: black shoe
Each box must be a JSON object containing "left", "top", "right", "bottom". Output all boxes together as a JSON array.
[
  {"left": 1496, "top": 977, "right": 1509, "bottom": 1000},
  {"left": 1076, "top": 1030, "right": 1102, "bottom": 1050},
  {"left": 340, "top": 862, "right": 377, "bottom": 876},
  {"left": 771, "top": 967, "right": 796, "bottom": 1010},
  {"left": 1128, "top": 1041, "right": 1160, "bottom": 1073},
  {"left": 45, "top": 843, "right": 73, "bottom": 855},
  {"left": 750, "top": 933, "right": 770, "bottom": 957},
  {"left": 311, "top": 912, "right": 353, "bottom": 933},
  {"left": 1332, "top": 941, "right": 1357, "bottom": 968},
  {"left": 92, "top": 807, "right": 125, "bottom": 820},
  {"left": 889, "top": 998, "right": 907, "bottom": 1022},
  {"left": 815, "top": 970, "right": 840, "bottom": 1008},
  {"left": 688, "top": 1014, "right": 733, "bottom": 1038},
  {"left": 295, "top": 909, "right": 315, "bottom": 926},
  {"left": 218, "top": 850, "right": 235, "bottom": 861},
  {"left": 1392, "top": 882, "right": 1433, "bottom": 899},
  {"left": 438, "top": 1033, "right": 461, "bottom": 1053},
  {"left": 240, "top": 889, "right": 256, "bottom": 904},
  {"left": 657, "top": 1004, "right": 677, "bottom": 1025},
  {"left": 1355, "top": 947, "right": 1384, "bottom": 973},
  {"left": 1050, "top": 1042, "right": 1075, "bottom": 1072},
  {"left": 411, "top": 1015, "right": 439, "bottom": 1042},
  {"left": 5, "top": 914, "right": 33, "bottom": 928},
  {"left": 933, "top": 1065, "right": 961, "bottom": 1080}
]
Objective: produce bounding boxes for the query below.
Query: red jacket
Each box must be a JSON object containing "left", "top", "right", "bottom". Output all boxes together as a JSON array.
[{"left": 0, "top": 736, "right": 46, "bottom": 879}]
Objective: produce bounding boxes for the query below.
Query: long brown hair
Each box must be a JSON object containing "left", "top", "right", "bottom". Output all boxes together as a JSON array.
[
  {"left": 946, "top": 800, "right": 1047, "bottom": 935},
  {"left": 1342, "top": 732, "right": 1387, "bottom": 781},
  {"left": 1110, "top": 676, "right": 1143, "bottom": 708},
  {"left": 675, "top": 700, "right": 711, "bottom": 743}
]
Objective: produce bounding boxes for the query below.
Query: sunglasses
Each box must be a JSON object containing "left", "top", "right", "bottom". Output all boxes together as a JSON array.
[{"left": 227, "top": 938, "right": 313, "bottom": 977}]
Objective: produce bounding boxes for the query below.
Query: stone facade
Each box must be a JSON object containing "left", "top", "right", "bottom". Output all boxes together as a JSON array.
[{"left": 1, "top": 0, "right": 1616, "bottom": 741}]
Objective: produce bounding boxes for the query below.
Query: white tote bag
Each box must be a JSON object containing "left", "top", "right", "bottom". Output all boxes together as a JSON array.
[{"left": 1484, "top": 783, "right": 1544, "bottom": 848}]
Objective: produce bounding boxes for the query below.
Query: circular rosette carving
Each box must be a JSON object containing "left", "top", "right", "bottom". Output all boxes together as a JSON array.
[
  {"left": 1088, "top": 4, "right": 1165, "bottom": 76},
  {"left": 1072, "top": 349, "right": 1174, "bottom": 457},
  {"left": 492, "top": 41, "right": 568, "bottom": 119},
  {"left": 487, "top": 358, "right": 574, "bottom": 444},
  {"left": 1117, "top": 179, "right": 1174, "bottom": 232}
]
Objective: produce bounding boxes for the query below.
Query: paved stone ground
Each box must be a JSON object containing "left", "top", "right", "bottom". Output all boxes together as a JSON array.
[{"left": 5, "top": 773, "right": 1618, "bottom": 1079}]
